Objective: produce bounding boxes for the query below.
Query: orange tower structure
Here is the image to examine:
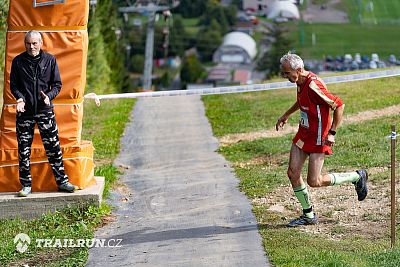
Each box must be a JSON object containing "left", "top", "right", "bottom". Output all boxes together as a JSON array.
[{"left": 0, "top": 0, "right": 95, "bottom": 192}]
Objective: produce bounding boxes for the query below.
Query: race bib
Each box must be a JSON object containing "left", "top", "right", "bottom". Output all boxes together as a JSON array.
[{"left": 300, "top": 110, "right": 309, "bottom": 129}]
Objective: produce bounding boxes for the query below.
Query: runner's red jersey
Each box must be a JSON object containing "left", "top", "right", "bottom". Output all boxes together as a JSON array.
[{"left": 293, "top": 72, "right": 344, "bottom": 155}]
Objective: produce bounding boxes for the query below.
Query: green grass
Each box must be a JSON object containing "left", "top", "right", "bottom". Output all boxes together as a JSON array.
[
  {"left": 82, "top": 99, "right": 134, "bottom": 163},
  {"left": 203, "top": 75, "right": 400, "bottom": 137},
  {"left": 289, "top": 23, "right": 400, "bottom": 59},
  {"left": 219, "top": 115, "right": 398, "bottom": 197},
  {"left": 343, "top": 0, "right": 400, "bottom": 24},
  {"left": 182, "top": 17, "right": 200, "bottom": 35},
  {"left": 203, "top": 73, "right": 400, "bottom": 266},
  {"left": 288, "top": 1, "right": 400, "bottom": 59},
  {"left": 0, "top": 98, "right": 135, "bottom": 266},
  {"left": 0, "top": 204, "right": 110, "bottom": 266}
]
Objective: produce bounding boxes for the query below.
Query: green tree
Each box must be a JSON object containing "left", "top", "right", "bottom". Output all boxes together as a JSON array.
[
  {"left": 175, "top": 0, "right": 206, "bottom": 18},
  {"left": 131, "top": 54, "right": 144, "bottom": 73},
  {"left": 0, "top": 0, "right": 9, "bottom": 73},
  {"left": 128, "top": 27, "right": 145, "bottom": 56},
  {"left": 197, "top": 19, "right": 222, "bottom": 62},
  {"left": 200, "top": 1, "right": 229, "bottom": 34},
  {"left": 95, "top": 0, "right": 126, "bottom": 91},
  {"left": 169, "top": 15, "right": 187, "bottom": 57},
  {"left": 87, "top": 8, "right": 112, "bottom": 94},
  {"left": 232, "top": 0, "right": 243, "bottom": 10},
  {"left": 223, "top": 5, "right": 238, "bottom": 26},
  {"left": 257, "top": 25, "right": 293, "bottom": 79},
  {"left": 180, "top": 54, "right": 206, "bottom": 87},
  {"left": 159, "top": 71, "right": 171, "bottom": 88}
]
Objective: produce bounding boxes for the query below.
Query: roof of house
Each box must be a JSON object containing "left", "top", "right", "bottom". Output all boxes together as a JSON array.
[
  {"left": 267, "top": 1, "right": 300, "bottom": 19},
  {"left": 207, "top": 65, "right": 231, "bottom": 81},
  {"left": 220, "top": 31, "right": 257, "bottom": 60},
  {"left": 233, "top": 69, "right": 251, "bottom": 84}
]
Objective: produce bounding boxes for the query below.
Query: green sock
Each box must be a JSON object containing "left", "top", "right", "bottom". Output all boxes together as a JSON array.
[
  {"left": 329, "top": 172, "right": 360, "bottom": 185},
  {"left": 293, "top": 184, "right": 314, "bottom": 218}
]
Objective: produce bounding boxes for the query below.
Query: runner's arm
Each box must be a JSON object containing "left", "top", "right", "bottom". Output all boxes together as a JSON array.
[
  {"left": 276, "top": 102, "right": 299, "bottom": 131},
  {"left": 330, "top": 104, "right": 345, "bottom": 132}
]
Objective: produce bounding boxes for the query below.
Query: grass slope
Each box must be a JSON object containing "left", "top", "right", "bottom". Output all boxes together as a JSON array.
[
  {"left": 289, "top": 23, "right": 400, "bottom": 59},
  {"left": 204, "top": 75, "right": 400, "bottom": 137},
  {"left": 343, "top": 0, "right": 400, "bottom": 23},
  {"left": 287, "top": 1, "right": 400, "bottom": 59},
  {"left": 203, "top": 73, "right": 400, "bottom": 266}
]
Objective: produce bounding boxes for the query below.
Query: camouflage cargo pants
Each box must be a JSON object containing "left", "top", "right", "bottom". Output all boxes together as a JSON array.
[{"left": 16, "top": 110, "right": 68, "bottom": 187}]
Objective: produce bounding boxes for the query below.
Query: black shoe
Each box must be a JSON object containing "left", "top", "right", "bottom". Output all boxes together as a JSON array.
[
  {"left": 287, "top": 214, "right": 318, "bottom": 227},
  {"left": 354, "top": 169, "right": 368, "bottom": 201},
  {"left": 58, "top": 182, "right": 78, "bottom": 193}
]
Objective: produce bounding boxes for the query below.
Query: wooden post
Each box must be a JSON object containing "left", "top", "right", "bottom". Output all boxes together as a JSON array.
[{"left": 391, "top": 125, "right": 396, "bottom": 248}]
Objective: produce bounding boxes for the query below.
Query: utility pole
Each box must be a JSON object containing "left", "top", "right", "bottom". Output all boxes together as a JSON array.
[
  {"left": 143, "top": 10, "right": 155, "bottom": 90},
  {"left": 119, "top": 1, "right": 179, "bottom": 91}
]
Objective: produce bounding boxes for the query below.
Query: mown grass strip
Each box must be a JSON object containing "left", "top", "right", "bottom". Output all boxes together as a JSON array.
[{"left": 288, "top": 22, "right": 400, "bottom": 59}]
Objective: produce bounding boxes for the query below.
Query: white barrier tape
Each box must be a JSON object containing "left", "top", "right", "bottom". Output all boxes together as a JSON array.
[
  {"left": 83, "top": 93, "right": 101, "bottom": 106},
  {"left": 81, "top": 68, "right": 398, "bottom": 101}
]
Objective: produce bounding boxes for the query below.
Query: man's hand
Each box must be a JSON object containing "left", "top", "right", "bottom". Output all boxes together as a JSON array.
[
  {"left": 16, "top": 99, "right": 25, "bottom": 113},
  {"left": 276, "top": 115, "right": 289, "bottom": 131},
  {"left": 40, "top": 91, "right": 50, "bottom": 106},
  {"left": 324, "top": 133, "right": 335, "bottom": 146}
]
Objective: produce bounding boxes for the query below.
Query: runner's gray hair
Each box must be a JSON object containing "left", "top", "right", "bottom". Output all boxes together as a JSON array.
[
  {"left": 280, "top": 52, "right": 304, "bottom": 70},
  {"left": 25, "top": 30, "right": 42, "bottom": 42}
]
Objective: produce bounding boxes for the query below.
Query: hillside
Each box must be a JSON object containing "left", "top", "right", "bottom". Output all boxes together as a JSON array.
[{"left": 203, "top": 73, "right": 400, "bottom": 266}]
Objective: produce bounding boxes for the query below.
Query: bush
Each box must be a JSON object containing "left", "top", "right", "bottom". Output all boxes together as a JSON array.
[
  {"left": 180, "top": 54, "right": 206, "bottom": 87},
  {"left": 131, "top": 54, "right": 144, "bottom": 73}
]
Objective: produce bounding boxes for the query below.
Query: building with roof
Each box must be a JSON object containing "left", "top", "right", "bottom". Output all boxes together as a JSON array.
[
  {"left": 233, "top": 69, "right": 252, "bottom": 84},
  {"left": 243, "top": 0, "right": 301, "bottom": 18},
  {"left": 267, "top": 0, "right": 300, "bottom": 20},
  {"left": 206, "top": 65, "right": 231, "bottom": 83},
  {"left": 243, "top": 0, "right": 272, "bottom": 14},
  {"left": 213, "top": 31, "right": 257, "bottom": 65}
]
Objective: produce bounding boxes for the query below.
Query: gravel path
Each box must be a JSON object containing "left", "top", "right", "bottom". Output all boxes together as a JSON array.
[{"left": 86, "top": 96, "right": 270, "bottom": 266}]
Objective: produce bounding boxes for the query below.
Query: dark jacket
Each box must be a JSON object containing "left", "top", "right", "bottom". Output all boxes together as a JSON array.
[{"left": 10, "top": 50, "right": 62, "bottom": 116}]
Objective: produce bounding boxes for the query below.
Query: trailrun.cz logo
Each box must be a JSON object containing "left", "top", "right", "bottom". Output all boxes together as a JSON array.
[
  {"left": 14, "top": 233, "right": 123, "bottom": 253},
  {"left": 14, "top": 233, "right": 31, "bottom": 253}
]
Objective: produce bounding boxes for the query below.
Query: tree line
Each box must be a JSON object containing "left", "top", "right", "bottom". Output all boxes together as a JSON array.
[{"left": 0, "top": 1, "right": 9, "bottom": 74}]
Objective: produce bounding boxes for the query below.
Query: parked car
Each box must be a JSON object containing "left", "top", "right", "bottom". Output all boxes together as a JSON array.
[
  {"left": 389, "top": 54, "right": 397, "bottom": 64},
  {"left": 354, "top": 53, "right": 361, "bottom": 64},
  {"left": 361, "top": 55, "right": 369, "bottom": 63},
  {"left": 344, "top": 54, "right": 352, "bottom": 64},
  {"left": 371, "top": 53, "right": 379, "bottom": 62},
  {"left": 350, "top": 60, "right": 359, "bottom": 70},
  {"left": 377, "top": 61, "right": 386, "bottom": 68}
]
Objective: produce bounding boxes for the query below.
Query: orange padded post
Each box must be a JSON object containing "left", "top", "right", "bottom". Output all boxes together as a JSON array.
[{"left": 0, "top": 0, "right": 95, "bottom": 192}]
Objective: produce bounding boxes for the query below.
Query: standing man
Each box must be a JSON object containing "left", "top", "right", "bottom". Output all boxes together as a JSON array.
[
  {"left": 275, "top": 52, "right": 368, "bottom": 227},
  {"left": 10, "top": 30, "right": 78, "bottom": 197}
]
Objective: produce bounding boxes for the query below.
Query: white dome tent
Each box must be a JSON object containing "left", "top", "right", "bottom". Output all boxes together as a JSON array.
[
  {"left": 267, "top": 0, "right": 300, "bottom": 20},
  {"left": 213, "top": 31, "right": 257, "bottom": 65}
]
